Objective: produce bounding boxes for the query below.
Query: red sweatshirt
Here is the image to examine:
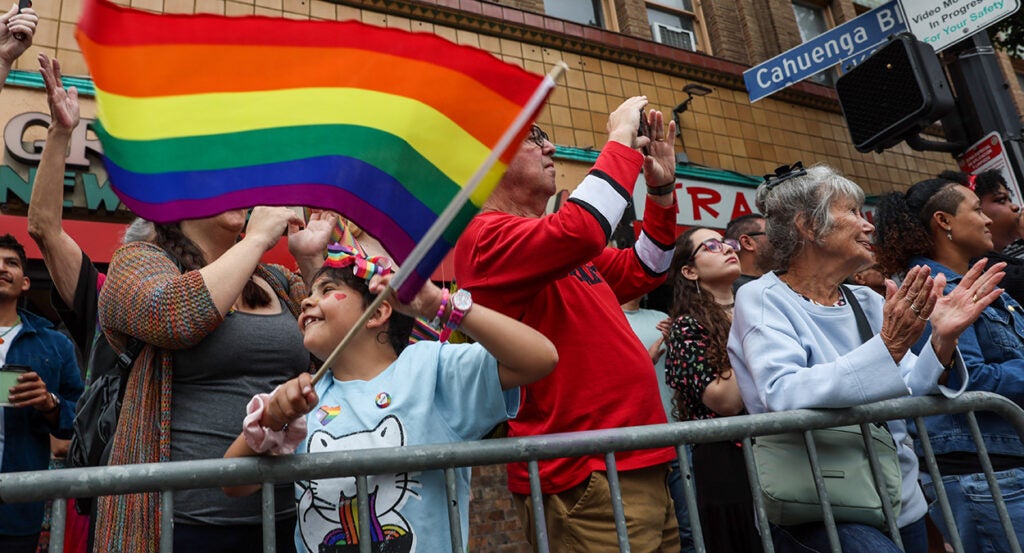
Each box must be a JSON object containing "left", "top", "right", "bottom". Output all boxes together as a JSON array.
[{"left": 454, "top": 142, "right": 678, "bottom": 494}]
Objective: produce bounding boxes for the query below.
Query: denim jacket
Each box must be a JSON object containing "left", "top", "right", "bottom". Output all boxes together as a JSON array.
[
  {"left": 909, "top": 256, "right": 1024, "bottom": 459},
  {"left": 1, "top": 308, "right": 83, "bottom": 537}
]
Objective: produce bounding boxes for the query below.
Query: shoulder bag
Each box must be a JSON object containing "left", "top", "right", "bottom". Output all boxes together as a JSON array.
[{"left": 751, "top": 285, "right": 903, "bottom": 528}]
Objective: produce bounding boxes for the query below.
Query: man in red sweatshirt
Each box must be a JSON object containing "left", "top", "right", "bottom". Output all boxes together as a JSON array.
[{"left": 455, "top": 96, "right": 681, "bottom": 552}]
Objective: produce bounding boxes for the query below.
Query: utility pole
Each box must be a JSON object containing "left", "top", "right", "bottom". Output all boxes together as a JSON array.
[{"left": 944, "top": 32, "right": 1024, "bottom": 192}]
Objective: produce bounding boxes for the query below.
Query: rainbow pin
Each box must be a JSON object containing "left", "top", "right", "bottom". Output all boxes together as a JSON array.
[{"left": 317, "top": 405, "right": 341, "bottom": 425}]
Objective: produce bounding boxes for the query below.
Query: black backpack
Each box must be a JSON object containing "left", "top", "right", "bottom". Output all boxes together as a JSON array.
[{"left": 67, "top": 334, "right": 143, "bottom": 470}]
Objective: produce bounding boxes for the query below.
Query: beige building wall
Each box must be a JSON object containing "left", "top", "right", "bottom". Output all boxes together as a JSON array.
[{"left": 15, "top": 0, "right": 959, "bottom": 203}]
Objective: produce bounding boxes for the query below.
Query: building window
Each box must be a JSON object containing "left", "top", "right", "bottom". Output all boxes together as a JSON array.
[
  {"left": 792, "top": 1, "right": 836, "bottom": 86},
  {"left": 544, "top": 0, "right": 604, "bottom": 27},
  {"left": 646, "top": 0, "right": 703, "bottom": 52}
]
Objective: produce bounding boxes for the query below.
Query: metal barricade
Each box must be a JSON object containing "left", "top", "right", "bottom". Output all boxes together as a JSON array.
[{"left": 3, "top": 392, "right": 1023, "bottom": 553}]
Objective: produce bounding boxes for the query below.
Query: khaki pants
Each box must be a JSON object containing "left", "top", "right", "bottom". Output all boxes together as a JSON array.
[{"left": 514, "top": 463, "right": 680, "bottom": 553}]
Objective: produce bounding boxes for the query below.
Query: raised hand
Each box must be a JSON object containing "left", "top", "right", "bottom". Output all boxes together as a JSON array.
[
  {"left": 245, "top": 206, "right": 304, "bottom": 252},
  {"left": 288, "top": 209, "right": 338, "bottom": 259},
  {"left": 0, "top": 4, "right": 36, "bottom": 65},
  {"left": 607, "top": 95, "right": 648, "bottom": 149},
  {"left": 641, "top": 109, "right": 678, "bottom": 192},
  {"left": 39, "top": 54, "right": 79, "bottom": 133}
]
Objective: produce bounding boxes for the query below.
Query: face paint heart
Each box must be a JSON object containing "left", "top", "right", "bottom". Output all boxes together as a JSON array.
[{"left": 332, "top": 293, "right": 347, "bottom": 301}]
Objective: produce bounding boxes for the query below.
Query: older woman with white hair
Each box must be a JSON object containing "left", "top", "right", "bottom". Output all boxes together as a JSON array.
[{"left": 727, "top": 163, "right": 1004, "bottom": 553}]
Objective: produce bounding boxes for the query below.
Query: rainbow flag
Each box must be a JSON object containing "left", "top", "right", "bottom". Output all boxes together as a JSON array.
[{"left": 76, "top": 0, "right": 553, "bottom": 297}]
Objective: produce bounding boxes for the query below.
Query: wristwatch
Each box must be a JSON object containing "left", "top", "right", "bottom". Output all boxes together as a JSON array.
[
  {"left": 43, "top": 392, "right": 60, "bottom": 414},
  {"left": 440, "top": 289, "right": 472, "bottom": 342}
]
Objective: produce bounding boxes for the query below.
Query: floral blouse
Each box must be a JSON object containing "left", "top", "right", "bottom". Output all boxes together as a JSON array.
[{"left": 665, "top": 314, "right": 725, "bottom": 421}]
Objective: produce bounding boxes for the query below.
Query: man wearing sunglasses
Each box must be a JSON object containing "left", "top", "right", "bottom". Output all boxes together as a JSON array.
[
  {"left": 725, "top": 213, "right": 771, "bottom": 292},
  {"left": 455, "top": 97, "right": 681, "bottom": 552}
]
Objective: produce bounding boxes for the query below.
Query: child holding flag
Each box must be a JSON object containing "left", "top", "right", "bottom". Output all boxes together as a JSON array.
[{"left": 223, "top": 243, "right": 558, "bottom": 553}]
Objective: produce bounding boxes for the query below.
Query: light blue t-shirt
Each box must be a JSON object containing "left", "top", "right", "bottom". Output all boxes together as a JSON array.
[
  {"left": 623, "top": 307, "right": 672, "bottom": 420},
  {"left": 294, "top": 340, "right": 519, "bottom": 553}
]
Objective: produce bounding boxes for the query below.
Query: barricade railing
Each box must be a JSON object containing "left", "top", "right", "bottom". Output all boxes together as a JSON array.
[{"left": 2, "top": 392, "right": 1022, "bottom": 553}]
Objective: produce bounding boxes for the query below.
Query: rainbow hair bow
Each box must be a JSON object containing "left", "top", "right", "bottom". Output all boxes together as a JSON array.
[{"left": 323, "top": 242, "right": 393, "bottom": 281}]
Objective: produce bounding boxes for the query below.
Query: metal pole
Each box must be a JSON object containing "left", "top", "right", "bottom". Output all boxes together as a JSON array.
[
  {"left": 945, "top": 32, "right": 1024, "bottom": 197},
  {"left": 262, "top": 482, "right": 276, "bottom": 553}
]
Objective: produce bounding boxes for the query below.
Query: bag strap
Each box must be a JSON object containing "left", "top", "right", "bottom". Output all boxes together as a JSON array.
[
  {"left": 840, "top": 284, "right": 873, "bottom": 344},
  {"left": 114, "top": 337, "right": 144, "bottom": 405}
]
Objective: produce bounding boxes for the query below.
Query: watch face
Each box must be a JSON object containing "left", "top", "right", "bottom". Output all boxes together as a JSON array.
[{"left": 452, "top": 289, "right": 472, "bottom": 311}]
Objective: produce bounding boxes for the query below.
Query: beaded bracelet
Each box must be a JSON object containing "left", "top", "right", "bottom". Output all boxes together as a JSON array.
[{"left": 430, "top": 288, "right": 450, "bottom": 330}]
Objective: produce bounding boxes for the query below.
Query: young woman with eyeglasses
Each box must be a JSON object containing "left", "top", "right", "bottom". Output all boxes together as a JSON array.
[{"left": 664, "top": 226, "right": 760, "bottom": 553}]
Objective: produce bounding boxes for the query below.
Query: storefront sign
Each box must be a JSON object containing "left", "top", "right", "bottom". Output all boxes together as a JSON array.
[
  {"left": 632, "top": 176, "right": 758, "bottom": 228},
  {"left": 1, "top": 111, "right": 125, "bottom": 218}
]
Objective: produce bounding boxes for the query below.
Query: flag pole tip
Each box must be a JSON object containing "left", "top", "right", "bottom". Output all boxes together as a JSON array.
[{"left": 549, "top": 61, "right": 569, "bottom": 82}]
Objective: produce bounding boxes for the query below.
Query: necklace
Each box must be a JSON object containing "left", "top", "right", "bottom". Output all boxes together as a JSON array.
[{"left": 0, "top": 316, "right": 21, "bottom": 344}]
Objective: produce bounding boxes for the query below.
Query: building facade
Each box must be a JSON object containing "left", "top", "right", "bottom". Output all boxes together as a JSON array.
[{"left": 3, "top": 0, "right": 1022, "bottom": 550}]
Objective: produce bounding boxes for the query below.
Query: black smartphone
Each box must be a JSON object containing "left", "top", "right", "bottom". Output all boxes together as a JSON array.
[
  {"left": 636, "top": 108, "right": 650, "bottom": 156},
  {"left": 12, "top": 0, "right": 31, "bottom": 41}
]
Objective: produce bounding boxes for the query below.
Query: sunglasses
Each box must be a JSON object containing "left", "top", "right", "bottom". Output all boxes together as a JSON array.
[
  {"left": 689, "top": 238, "right": 739, "bottom": 260},
  {"left": 527, "top": 125, "right": 549, "bottom": 148}
]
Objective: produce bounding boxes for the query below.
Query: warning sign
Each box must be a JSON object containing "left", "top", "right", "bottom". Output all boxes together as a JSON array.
[{"left": 958, "top": 131, "right": 1023, "bottom": 202}]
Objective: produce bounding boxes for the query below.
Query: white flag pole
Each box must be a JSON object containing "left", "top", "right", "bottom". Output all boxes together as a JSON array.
[{"left": 310, "top": 62, "right": 567, "bottom": 386}]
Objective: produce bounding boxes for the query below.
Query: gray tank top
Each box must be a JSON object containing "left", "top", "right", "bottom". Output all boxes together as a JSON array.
[{"left": 170, "top": 296, "right": 308, "bottom": 525}]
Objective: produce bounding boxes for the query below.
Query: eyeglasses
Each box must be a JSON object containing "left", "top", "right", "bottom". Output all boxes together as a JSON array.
[
  {"left": 763, "top": 161, "right": 806, "bottom": 191},
  {"left": 744, "top": 231, "right": 766, "bottom": 238},
  {"left": 689, "top": 238, "right": 739, "bottom": 260},
  {"left": 527, "top": 125, "right": 549, "bottom": 148}
]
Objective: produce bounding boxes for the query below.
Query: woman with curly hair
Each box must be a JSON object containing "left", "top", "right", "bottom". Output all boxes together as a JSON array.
[
  {"left": 875, "top": 177, "right": 1024, "bottom": 553},
  {"left": 664, "top": 226, "right": 759, "bottom": 552}
]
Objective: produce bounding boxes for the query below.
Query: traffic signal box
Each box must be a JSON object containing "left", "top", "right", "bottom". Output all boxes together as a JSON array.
[{"left": 836, "top": 32, "right": 955, "bottom": 153}]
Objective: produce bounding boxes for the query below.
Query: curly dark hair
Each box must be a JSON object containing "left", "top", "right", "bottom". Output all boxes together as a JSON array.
[
  {"left": 875, "top": 178, "right": 964, "bottom": 277},
  {"left": 309, "top": 266, "right": 414, "bottom": 356},
  {"left": 666, "top": 227, "right": 734, "bottom": 421},
  {"left": 153, "top": 222, "right": 271, "bottom": 308}
]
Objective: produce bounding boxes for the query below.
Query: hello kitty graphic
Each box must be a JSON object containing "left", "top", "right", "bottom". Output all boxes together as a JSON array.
[{"left": 298, "top": 415, "right": 420, "bottom": 553}]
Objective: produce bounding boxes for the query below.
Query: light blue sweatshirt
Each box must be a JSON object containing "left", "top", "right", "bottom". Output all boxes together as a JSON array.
[{"left": 728, "top": 271, "right": 967, "bottom": 528}]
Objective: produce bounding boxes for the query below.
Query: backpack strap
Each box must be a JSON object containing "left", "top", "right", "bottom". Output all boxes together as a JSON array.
[{"left": 113, "top": 337, "right": 144, "bottom": 405}]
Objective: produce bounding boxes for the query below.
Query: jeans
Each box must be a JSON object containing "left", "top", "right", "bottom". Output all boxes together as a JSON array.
[
  {"left": 921, "top": 467, "right": 1024, "bottom": 553},
  {"left": 770, "top": 522, "right": 904, "bottom": 553},
  {"left": 667, "top": 457, "right": 695, "bottom": 553}
]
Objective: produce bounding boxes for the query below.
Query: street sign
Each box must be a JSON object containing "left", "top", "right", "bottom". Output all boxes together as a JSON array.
[
  {"left": 958, "top": 131, "right": 1023, "bottom": 202},
  {"left": 901, "top": 0, "right": 1020, "bottom": 52},
  {"left": 744, "top": 0, "right": 906, "bottom": 102}
]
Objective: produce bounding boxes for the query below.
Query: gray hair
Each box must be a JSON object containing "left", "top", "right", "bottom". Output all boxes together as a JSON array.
[
  {"left": 122, "top": 217, "right": 155, "bottom": 244},
  {"left": 755, "top": 164, "right": 865, "bottom": 271}
]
